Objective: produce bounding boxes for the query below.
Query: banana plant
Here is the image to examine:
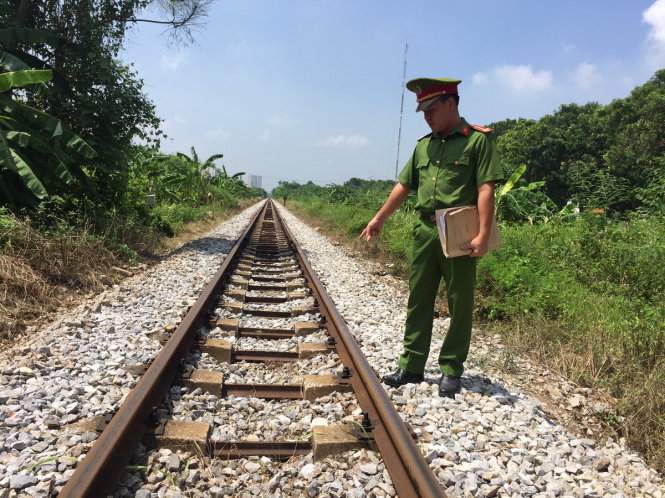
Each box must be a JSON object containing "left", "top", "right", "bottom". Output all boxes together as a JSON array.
[
  {"left": 158, "top": 147, "right": 228, "bottom": 204},
  {"left": 495, "top": 164, "right": 559, "bottom": 223},
  {"left": 208, "top": 163, "right": 246, "bottom": 197},
  {"left": 0, "top": 27, "right": 65, "bottom": 99},
  {"left": 0, "top": 69, "right": 95, "bottom": 207}
]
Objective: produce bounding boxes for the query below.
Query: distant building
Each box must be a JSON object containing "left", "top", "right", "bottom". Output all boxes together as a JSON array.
[{"left": 246, "top": 175, "right": 262, "bottom": 189}]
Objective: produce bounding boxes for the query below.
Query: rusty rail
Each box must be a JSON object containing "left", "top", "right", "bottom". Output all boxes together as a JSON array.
[
  {"left": 58, "top": 203, "right": 265, "bottom": 497},
  {"left": 277, "top": 204, "right": 447, "bottom": 498},
  {"left": 58, "top": 199, "right": 446, "bottom": 497}
]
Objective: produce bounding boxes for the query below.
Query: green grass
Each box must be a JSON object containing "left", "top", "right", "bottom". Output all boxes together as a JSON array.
[
  {"left": 290, "top": 199, "right": 665, "bottom": 471},
  {"left": 476, "top": 214, "right": 665, "bottom": 361},
  {"left": 152, "top": 203, "right": 226, "bottom": 234}
]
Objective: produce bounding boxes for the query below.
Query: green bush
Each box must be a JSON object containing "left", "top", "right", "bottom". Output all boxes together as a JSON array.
[
  {"left": 381, "top": 210, "right": 415, "bottom": 262},
  {"left": 151, "top": 203, "right": 217, "bottom": 233},
  {"left": 207, "top": 184, "right": 240, "bottom": 210},
  {"left": 289, "top": 193, "right": 665, "bottom": 469},
  {"left": 476, "top": 212, "right": 665, "bottom": 369},
  {"left": 0, "top": 208, "right": 17, "bottom": 236}
]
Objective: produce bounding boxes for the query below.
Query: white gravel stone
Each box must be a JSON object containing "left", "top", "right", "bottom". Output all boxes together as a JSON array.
[
  {"left": 273, "top": 203, "right": 664, "bottom": 497},
  {"left": 0, "top": 203, "right": 263, "bottom": 496},
  {"left": 2, "top": 200, "right": 663, "bottom": 497},
  {"left": 9, "top": 475, "right": 38, "bottom": 491}
]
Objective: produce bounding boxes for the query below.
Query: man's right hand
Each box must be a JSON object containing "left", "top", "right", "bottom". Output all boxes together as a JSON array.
[
  {"left": 359, "top": 218, "right": 384, "bottom": 241},
  {"left": 358, "top": 182, "right": 411, "bottom": 241}
]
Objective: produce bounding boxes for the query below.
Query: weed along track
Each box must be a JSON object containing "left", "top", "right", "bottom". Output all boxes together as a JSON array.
[
  {"left": 59, "top": 199, "right": 445, "bottom": 497},
  {"left": 3, "top": 201, "right": 663, "bottom": 496}
]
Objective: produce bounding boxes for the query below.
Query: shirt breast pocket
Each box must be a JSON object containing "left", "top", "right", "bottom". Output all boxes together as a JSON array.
[
  {"left": 416, "top": 160, "right": 430, "bottom": 184},
  {"left": 444, "top": 153, "right": 472, "bottom": 184}
]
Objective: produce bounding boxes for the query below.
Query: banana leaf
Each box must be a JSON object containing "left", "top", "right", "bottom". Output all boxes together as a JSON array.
[
  {"left": 0, "top": 28, "right": 62, "bottom": 47},
  {"left": 1, "top": 49, "right": 70, "bottom": 95},
  {"left": 203, "top": 153, "right": 224, "bottom": 165},
  {"left": 11, "top": 150, "right": 48, "bottom": 199},
  {"left": 0, "top": 134, "right": 48, "bottom": 199},
  {"left": 0, "top": 95, "right": 95, "bottom": 158},
  {"left": 0, "top": 51, "right": 50, "bottom": 96},
  {"left": 0, "top": 126, "right": 16, "bottom": 170},
  {"left": 5, "top": 130, "right": 76, "bottom": 185},
  {"left": 5, "top": 130, "right": 31, "bottom": 147},
  {"left": 521, "top": 181, "right": 546, "bottom": 191},
  {"left": 0, "top": 70, "right": 52, "bottom": 92},
  {"left": 498, "top": 164, "right": 527, "bottom": 198},
  {"left": 64, "top": 134, "right": 95, "bottom": 158}
]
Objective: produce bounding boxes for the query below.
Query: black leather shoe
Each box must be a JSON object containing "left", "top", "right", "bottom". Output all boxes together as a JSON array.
[
  {"left": 439, "top": 374, "right": 461, "bottom": 397},
  {"left": 382, "top": 369, "right": 424, "bottom": 388}
]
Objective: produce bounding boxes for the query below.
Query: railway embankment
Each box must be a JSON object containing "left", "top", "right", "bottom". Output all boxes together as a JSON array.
[{"left": 0, "top": 201, "right": 662, "bottom": 497}]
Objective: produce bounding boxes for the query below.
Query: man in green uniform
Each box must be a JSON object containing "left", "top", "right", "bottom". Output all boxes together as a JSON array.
[{"left": 359, "top": 77, "right": 503, "bottom": 397}]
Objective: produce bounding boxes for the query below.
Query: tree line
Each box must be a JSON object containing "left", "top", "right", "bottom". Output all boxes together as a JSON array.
[
  {"left": 274, "top": 69, "right": 665, "bottom": 222},
  {"left": 0, "top": 0, "right": 265, "bottom": 242},
  {"left": 2, "top": 0, "right": 663, "bottom": 230},
  {"left": 490, "top": 69, "right": 665, "bottom": 216}
]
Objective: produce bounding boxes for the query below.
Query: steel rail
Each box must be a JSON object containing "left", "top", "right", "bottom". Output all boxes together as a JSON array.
[
  {"left": 59, "top": 199, "right": 445, "bottom": 497},
  {"left": 276, "top": 202, "right": 447, "bottom": 498},
  {"left": 58, "top": 202, "right": 267, "bottom": 498}
]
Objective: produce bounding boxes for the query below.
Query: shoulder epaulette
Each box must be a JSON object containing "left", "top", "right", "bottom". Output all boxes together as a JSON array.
[
  {"left": 470, "top": 124, "right": 493, "bottom": 133},
  {"left": 417, "top": 133, "right": 432, "bottom": 141}
]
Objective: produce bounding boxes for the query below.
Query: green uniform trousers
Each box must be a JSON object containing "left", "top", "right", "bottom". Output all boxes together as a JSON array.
[{"left": 398, "top": 219, "right": 477, "bottom": 377}]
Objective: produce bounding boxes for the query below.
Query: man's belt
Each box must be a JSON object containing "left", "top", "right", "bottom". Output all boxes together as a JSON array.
[{"left": 419, "top": 212, "right": 436, "bottom": 222}]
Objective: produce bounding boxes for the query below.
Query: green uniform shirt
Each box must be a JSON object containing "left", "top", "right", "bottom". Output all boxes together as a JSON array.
[{"left": 398, "top": 118, "right": 504, "bottom": 211}]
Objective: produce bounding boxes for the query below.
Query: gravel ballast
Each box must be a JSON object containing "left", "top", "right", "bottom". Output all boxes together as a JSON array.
[
  {"left": 274, "top": 204, "right": 663, "bottom": 498},
  {"left": 0, "top": 200, "right": 662, "bottom": 497},
  {"left": 0, "top": 205, "right": 262, "bottom": 497}
]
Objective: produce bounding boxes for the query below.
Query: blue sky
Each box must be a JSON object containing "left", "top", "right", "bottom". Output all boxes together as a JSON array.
[{"left": 120, "top": 0, "right": 665, "bottom": 193}]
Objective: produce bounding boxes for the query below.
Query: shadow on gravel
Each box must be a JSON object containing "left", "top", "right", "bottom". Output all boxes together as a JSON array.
[
  {"left": 459, "top": 374, "right": 558, "bottom": 425},
  {"left": 161, "top": 236, "right": 237, "bottom": 259},
  {"left": 299, "top": 247, "right": 314, "bottom": 259},
  {"left": 417, "top": 373, "right": 522, "bottom": 407},
  {"left": 460, "top": 374, "right": 522, "bottom": 406}
]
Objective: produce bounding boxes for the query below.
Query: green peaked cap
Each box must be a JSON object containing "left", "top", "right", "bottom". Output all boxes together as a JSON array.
[{"left": 406, "top": 78, "right": 462, "bottom": 100}]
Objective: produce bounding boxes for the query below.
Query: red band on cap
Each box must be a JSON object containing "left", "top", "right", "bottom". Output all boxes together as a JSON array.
[{"left": 416, "top": 83, "right": 458, "bottom": 102}]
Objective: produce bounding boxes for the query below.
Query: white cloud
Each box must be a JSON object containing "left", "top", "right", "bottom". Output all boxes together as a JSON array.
[
  {"left": 620, "top": 75, "right": 635, "bottom": 89},
  {"left": 472, "top": 65, "right": 553, "bottom": 92},
  {"left": 643, "top": 0, "right": 665, "bottom": 67},
  {"left": 162, "top": 116, "right": 187, "bottom": 132},
  {"left": 261, "top": 129, "right": 272, "bottom": 142},
  {"left": 317, "top": 135, "right": 369, "bottom": 147},
  {"left": 266, "top": 115, "right": 294, "bottom": 126},
  {"left": 161, "top": 51, "right": 186, "bottom": 71},
  {"left": 205, "top": 128, "right": 230, "bottom": 139},
  {"left": 561, "top": 43, "right": 576, "bottom": 53},
  {"left": 571, "top": 62, "right": 602, "bottom": 89},
  {"left": 494, "top": 64, "right": 554, "bottom": 91},
  {"left": 472, "top": 72, "right": 488, "bottom": 85}
]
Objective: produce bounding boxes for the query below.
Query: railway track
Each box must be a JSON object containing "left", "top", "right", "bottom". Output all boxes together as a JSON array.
[{"left": 58, "top": 199, "right": 446, "bottom": 497}]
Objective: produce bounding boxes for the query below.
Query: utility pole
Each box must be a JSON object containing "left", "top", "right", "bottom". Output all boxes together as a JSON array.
[{"left": 395, "top": 43, "right": 408, "bottom": 179}]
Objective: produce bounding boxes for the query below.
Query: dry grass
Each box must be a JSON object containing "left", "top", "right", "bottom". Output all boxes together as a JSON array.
[
  {"left": 622, "top": 364, "right": 665, "bottom": 471},
  {"left": 0, "top": 216, "right": 115, "bottom": 340},
  {"left": 0, "top": 255, "right": 50, "bottom": 337},
  {"left": 2, "top": 219, "right": 113, "bottom": 287},
  {"left": 494, "top": 317, "right": 665, "bottom": 472},
  {"left": 286, "top": 202, "right": 665, "bottom": 473},
  {"left": 0, "top": 205, "right": 249, "bottom": 342}
]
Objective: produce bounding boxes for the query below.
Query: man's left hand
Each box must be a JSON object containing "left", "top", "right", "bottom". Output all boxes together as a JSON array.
[{"left": 461, "top": 236, "right": 489, "bottom": 258}]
